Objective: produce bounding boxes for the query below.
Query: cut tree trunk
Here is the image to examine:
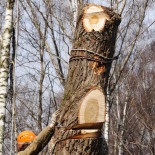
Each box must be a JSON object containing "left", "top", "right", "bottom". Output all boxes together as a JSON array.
[{"left": 49, "top": 4, "right": 121, "bottom": 155}]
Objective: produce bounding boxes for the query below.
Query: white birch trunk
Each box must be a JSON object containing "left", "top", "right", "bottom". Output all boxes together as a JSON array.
[
  {"left": 104, "top": 88, "right": 110, "bottom": 144},
  {"left": 115, "top": 85, "right": 120, "bottom": 154},
  {"left": 68, "top": 0, "right": 78, "bottom": 27},
  {"left": 0, "top": 0, "right": 14, "bottom": 154},
  {"left": 118, "top": 89, "right": 128, "bottom": 155}
]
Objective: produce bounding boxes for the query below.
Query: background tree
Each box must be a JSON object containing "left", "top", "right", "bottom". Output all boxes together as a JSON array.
[{"left": 0, "top": 0, "right": 15, "bottom": 154}]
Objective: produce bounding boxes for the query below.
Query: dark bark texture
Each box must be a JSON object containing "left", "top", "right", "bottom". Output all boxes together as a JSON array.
[{"left": 50, "top": 4, "right": 121, "bottom": 155}]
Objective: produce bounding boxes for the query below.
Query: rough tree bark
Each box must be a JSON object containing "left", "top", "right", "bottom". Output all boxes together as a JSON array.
[{"left": 49, "top": 4, "right": 121, "bottom": 155}]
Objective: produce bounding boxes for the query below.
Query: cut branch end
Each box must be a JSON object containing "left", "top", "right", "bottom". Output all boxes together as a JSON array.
[
  {"left": 83, "top": 4, "right": 110, "bottom": 32},
  {"left": 78, "top": 88, "right": 106, "bottom": 124}
]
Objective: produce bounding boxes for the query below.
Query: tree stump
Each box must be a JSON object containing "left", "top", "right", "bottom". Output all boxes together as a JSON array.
[{"left": 49, "top": 4, "right": 121, "bottom": 155}]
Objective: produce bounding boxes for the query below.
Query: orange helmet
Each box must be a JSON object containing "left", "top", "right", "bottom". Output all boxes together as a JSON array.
[{"left": 17, "top": 131, "right": 36, "bottom": 144}]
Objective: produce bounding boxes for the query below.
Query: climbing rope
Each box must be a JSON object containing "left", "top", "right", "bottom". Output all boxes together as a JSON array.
[{"left": 69, "top": 49, "right": 119, "bottom": 63}]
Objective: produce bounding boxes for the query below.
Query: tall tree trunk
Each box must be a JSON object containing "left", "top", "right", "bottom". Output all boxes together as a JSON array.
[
  {"left": 0, "top": 0, "right": 14, "bottom": 154},
  {"left": 38, "top": 48, "right": 45, "bottom": 132},
  {"left": 10, "top": 27, "right": 17, "bottom": 155},
  {"left": 104, "top": 88, "right": 110, "bottom": 144},
  {"left": 50, "top": 4, "right": 121, "bottom": 155},
  {"left": 118, "top": 90, "right": 128, "bottom": 155},
  {"left": 38, "top": 13, "right": 47, "bottom": 133},
  {"left": 68, "top": 0, "right": 78, "bottom": 27}
]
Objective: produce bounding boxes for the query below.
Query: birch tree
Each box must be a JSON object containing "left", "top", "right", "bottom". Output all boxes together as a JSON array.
[
  {"left": 68, "top": 0, "right": 87, "bottom": 28},
  {"left": 0, "top": 0, "right": 15, "bottom": 153}
]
